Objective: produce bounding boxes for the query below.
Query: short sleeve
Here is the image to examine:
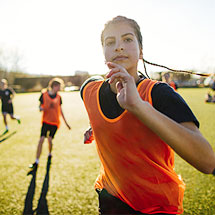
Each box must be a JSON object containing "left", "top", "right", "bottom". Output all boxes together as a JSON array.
[
  {"left": 39, "top": 93, "right": 43, "bottom": 104},
  {"left": 151, "top": 83, "right": 199, "bottom": 128},
  {"left": 8, "top": 87, "right": 14, "bottom": 95}
]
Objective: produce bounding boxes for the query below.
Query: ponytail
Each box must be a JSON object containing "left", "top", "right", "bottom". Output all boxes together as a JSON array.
[{"left": 142, "top": 58, "right": 211, "bottom": 78}]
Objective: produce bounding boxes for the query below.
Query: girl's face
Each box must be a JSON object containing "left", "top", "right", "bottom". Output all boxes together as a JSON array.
[
  {"left": 103, "top": 22, "right": 142, "bottom": 75},
  {"left": 0, "top": 82, "right": 6, "bottom": 89},
  {"left": 52, "top": 84, "right": 61, "bottom": 93}
]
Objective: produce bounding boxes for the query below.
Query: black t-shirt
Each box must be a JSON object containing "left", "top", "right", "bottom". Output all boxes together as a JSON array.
[
  {"left": 80, "top": 76, "right": 199, "bottom": 128},
  {"left": 0, "top": 88, "right": 13, "bottom": 105},
  {"left": 39, "top": 92, "right": 62, "bottom": 105}
]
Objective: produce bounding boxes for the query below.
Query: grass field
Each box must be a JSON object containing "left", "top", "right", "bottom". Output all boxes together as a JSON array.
[{"left": 0, "top": 88, "right": 214, "bottom": 215}]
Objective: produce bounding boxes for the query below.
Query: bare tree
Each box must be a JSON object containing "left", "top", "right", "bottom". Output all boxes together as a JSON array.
[{"left": 0, "top": 47, "right": 25, "bottom": 84}]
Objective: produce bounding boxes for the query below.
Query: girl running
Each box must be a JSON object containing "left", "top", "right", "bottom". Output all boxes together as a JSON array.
[
  {"left": 29, "top": 78, "right": 71, "bottom": 170},
  {"left": 81, "top": 16, "right": 215, "bottom": 214},
  {"left": 0, "top": 79, "right": 20, "bottom": 133}
]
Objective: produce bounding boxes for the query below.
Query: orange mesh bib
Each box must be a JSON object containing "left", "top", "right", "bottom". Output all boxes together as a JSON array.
[
  {"left": 42, "top": 92, "right": 61, "bottom": 127},
  {"left": 83, "top": 79, "right": 185, "bottom": 214}
]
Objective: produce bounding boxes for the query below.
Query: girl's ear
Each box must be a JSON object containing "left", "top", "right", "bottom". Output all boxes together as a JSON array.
[{"left": 139, "top": 49, "right": 143, "bottom": 59}]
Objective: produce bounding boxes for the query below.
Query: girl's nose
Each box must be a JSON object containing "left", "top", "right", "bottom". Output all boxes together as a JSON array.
[
  {"left": 115, "top": 46, "right": 124, "bottom": 52},
  {"left": 115, "top": 42, "right": 124, "bottom": 52}
]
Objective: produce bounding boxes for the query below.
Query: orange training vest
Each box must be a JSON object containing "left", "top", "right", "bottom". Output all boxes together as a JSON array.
[
  {"left": 41, "top": 91, "right": 61, "bottom": 127},
  {"left": 83, "top": 79, "right": 185, "bottom": 214}
]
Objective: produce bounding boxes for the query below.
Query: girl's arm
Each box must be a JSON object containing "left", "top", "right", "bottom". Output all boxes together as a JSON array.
[
  {"left": 60, "top": 107, "right": 71, "bottom": 130},
  {"left": 132, "top": 102, "right": 215, "bottom": 174},
  {"left": 106, "top": 62, "right": 215, "bottom": 174},
  {"left": 39, "top": 104, "right": 43, "bottom": 111},
  {"left": 39, "top": 93, "right": 44, "bottom": 111},
  {"left": 8, "top": 87, "right": 15, "bottom": 103},
  {"left": 10, "top": 87, "right": 15, "bottom": 98}
]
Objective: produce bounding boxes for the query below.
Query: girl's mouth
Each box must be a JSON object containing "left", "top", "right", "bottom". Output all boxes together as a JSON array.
[{"left": 113, "top": 55, "right": 128, "bottom": 62}]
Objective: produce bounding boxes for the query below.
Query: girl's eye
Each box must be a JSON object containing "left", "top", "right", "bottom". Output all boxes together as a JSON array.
[
  {"left": 124, "top": 38, "right": 132, "bottom": 42},
  {"left": 105, "top": 40, "right": 115, "bottom": 46}
]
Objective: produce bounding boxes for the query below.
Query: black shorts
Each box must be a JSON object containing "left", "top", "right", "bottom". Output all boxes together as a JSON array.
[
  {"left": 96, "top": 188, "right": 175, "bottom": 215},
  {"left": 2, "top": 104, "right": 14, "bottom": 115},
  {"left": 40, "top": 122, "right": 58, "bottom": 138}
]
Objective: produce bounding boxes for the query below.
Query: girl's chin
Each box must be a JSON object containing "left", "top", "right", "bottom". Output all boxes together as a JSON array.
[{"left": 113, "top": 61, "right": 129, "bottom": 69}]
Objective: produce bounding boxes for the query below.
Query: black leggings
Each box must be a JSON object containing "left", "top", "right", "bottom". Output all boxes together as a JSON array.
[{"left": 96, "top": 189, "right": 175, "bottom": 215}]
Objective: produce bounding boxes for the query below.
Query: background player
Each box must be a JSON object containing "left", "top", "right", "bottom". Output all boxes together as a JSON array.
[
  {"left": 0, "top": 79, "right": 20, "bottom": 134},
  {"left": 29, "top": 78, "right": 71, "bottom": 170}
]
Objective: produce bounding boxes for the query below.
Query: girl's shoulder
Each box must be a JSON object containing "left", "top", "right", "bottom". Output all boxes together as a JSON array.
[
  {"left": 152, "top": 81, "right": 173, "bottom": 92},
  {"left": 80, "top": 76, "right": 104, "bottom": 99},
  {"left": 151, "top": 82, "right": 199, "bottom": 127},
  {"left": 151, "top": 82, "right": 179, "bottom": 105},
  {"left": 6, "top": 87, "right": 14, "bottom": 93},
  {"left": 137, "top": 78, "right": 159, "bottom": 96}
]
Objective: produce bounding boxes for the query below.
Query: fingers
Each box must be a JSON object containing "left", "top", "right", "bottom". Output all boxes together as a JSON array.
[
  {"left": 84, "top": 128, "right": 93, "bottom": 141},
  {"left": 116, "top": 81, "right": 123, "bottom": 92},
  {"left": 108, "top": 73, "right": 128, "bottom": 84},
  {"left": 84, "top": 132, "right": 90, "bottom": 142},
  {"left": 106, "top": 62, "right": 120, "bottom": 69},
  {"left": 106, "top": 67, "right": 121, "bottom": 79},
  {"left": 106, "top": 62, "right": 130, "bottom": 84},
  {"left": 106, "top": 62, "right": 126, "bottom": 77}
]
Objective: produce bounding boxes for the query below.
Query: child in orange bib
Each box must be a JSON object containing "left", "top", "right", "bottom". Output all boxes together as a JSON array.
[
  {"left": 81, "top": 16, "right": 215, "bottom": 214},
  {"left": 29, "top": 78, "right": 71, "bottom": 171}
]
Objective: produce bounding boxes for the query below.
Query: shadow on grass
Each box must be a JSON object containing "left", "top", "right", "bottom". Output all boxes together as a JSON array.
[
  {"left": 36, "top": 160, "right": 51, "bottom": 215},
  {"left": 0, "top": 131, "right": 17, "bottom": 143},
  {"left": 23, "top": 168, "right": 37, "bottom": 214},
  {"left": 23, "top": 159, "right": 51, "bottom": 215}
]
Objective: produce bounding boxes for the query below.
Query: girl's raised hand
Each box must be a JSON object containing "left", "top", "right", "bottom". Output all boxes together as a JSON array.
[
  {"left": 106, "top": 62, "right": 142, "bottom": 111},
  {"left": 84, "top": 127, "right": 94, "bottom": 144}
]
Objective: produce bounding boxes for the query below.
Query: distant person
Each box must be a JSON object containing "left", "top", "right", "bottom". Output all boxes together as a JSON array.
[
  {"left": 205, "top": 75, "right": 215, "bottom": 103},
  {"left": 0, "top": 79, "right": 20, "bottom": 133},
  {"left": 162, "top": 72, "right": 178, "bottom": 90},
  {"left": 29, "top": 78, "right": 71, "bottom": 170},
  {"left": 81, "top": 16, "right": 215, "bottom": 215}
]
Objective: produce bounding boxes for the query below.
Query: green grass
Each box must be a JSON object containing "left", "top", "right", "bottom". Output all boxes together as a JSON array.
[
  {"left": 174, "top": 88, "right": 215, "bottom": 215},
  {"left": 0, "top": 89, "right": 214, "bottom": 215}
]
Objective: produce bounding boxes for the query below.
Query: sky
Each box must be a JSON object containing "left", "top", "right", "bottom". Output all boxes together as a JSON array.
[{"left": 0, "top": 0, "right": 215, "bottom": 77}]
